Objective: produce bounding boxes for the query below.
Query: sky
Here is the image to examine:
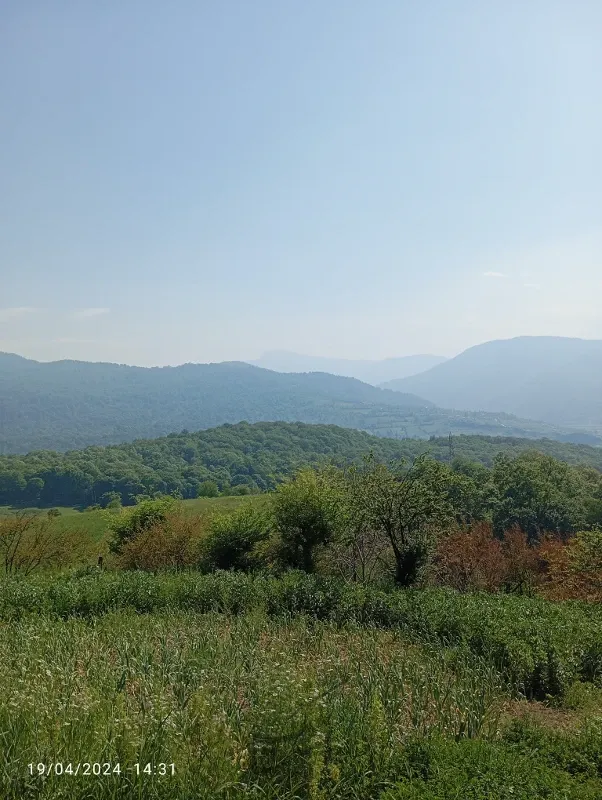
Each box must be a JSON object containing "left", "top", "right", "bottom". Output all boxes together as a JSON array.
[{"left": 1, "top": 0, "right": 601, "bottom": 366}]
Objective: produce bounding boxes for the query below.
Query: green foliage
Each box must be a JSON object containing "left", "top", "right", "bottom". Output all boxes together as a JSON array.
[
  {"left": 3, "top": 572, "right": 602, "bottom": 796},
  {"left": 340, "top": 455, "right": 456, "bottom": 585},
  {"left": 108, "top": 495, "right": 179, "bottom": 554},
  {"left": 197, "top": 479, "right": 219, "bottom": 498},
  {"left": 3, "top": 350, "right": 587, "bottom": 456},
  {"left": 272, "top": 468, "right": 342, "bottom": 573},
  {"left": 1, "top": 421, "right": 602, "bottom": 511},
  {"left": 100, "top": 490, "right": 122, "bottom": 509},
  {"left": 381, "top": 736, "right": 600, "bottom": 799},
  {"left": 449, "top": 457, "right": 499, "bottom": 524},
  {"left": 3, "top": 570, "right": 602, "bottom": 701},
  {"left": 0, "top": 612, "right": 507, "bottom": 800},
  {"left": 569, "top": 528, "right": 602, "bottom": 573},
  {"left": 492, "top": 452, "right": 590, "bottom": 539},
  {"left": 202, "top": 504, "right": 274, "bottom": 571}
]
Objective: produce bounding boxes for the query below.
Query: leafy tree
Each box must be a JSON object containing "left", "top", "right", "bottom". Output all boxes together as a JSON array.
[
  {"left": 202, "top": 504, "right": 273, "bottom": 571},
  {"left": 0, "top": 512, "right": 89, "bottom": 575},
  {"left": 197, "top": 480, "right": 219, "bottom": 498},
  {"left": 1, "top": 422, "right": 602, "bottom": 510},
  {"left": 116, "top": 512, "right": 205, "bottom": 572},
  {"left": 272, "top": 468, "right": 341, "bottom": 573},
  {"left": 449, "top": 457, "right": 499, "bottom": 525},
  {"left": 343, "top": 455, "right": 455, "bottom": 586},
  {"left": 228, "top": 485, "right": 252, "bottom": 496},
  {"left": 100, "top": 491, "right": 122, "bottom": 509},
  {"left": 492, "top": 453, "right": 588, "bottom": 540}
]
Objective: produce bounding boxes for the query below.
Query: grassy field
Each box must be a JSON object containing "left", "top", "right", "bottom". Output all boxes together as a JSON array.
[
  {"left": 2, "top": 571, "right": 602, "bottom": 798},
  {"left": 0, "top": 496, "right": 259, "bottom": 554}
]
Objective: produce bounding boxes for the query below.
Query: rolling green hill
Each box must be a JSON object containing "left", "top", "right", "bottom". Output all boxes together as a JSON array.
[
  {"left": 1, "top": 420, "right": 601, "bottom": 508},
  {"left": 0, "top": 352, "right": 593, "bottom": 454}
]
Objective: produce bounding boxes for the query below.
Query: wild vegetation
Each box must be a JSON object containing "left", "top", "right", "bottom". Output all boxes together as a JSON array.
[
  {"left": 3, "top": 573, "right": 602, "bottom": 798},
  {"left": 2, "top": 420, "right": 602, "bottom": 508},
  {"left": 2, "top": 441, "right": 602, "bottom": 797}
]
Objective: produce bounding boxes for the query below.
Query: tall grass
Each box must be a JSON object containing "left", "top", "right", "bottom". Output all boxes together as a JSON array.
[
  {"left": 1, "top": 612, "right": 502, "bottom": 799},
  {"left": 2, "top": 570, "right": 602, "bottom": 699}
]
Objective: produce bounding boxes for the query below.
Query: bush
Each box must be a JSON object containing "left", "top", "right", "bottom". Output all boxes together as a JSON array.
[
  {"left": 432, "top": 523, "right": 543, "bottom": 595},
  {"left": 273, "top": 468, "right": 341, "bottom": 573},
  {"left": 116, "top": 512, "right": 206, "bottom": 571},
  {"left": 202, "top": 504, "right": 274, "bottom": 571},
  {"left": 197, "top": 480, "right": 220, "bottom": 498},
  {"left": 539, "top": 530, "right": 602, "bottom": 602},
  {"left": 228, "top": 485, "right": 252, "bottom": 496},
  {"left": 0, "top": 512, "right": 91, "bottom": 576},
  {"left": 100, "top": 491, "right": 122, "bottom": 509},
  {"left": 432, "top": 522, "right": 506, "bottom": 592},
  {"left": 109, "top": 495, "right": 179, "bottom": 553}
]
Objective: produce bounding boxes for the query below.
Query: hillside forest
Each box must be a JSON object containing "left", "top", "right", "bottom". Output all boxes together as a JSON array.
[
  {"left": 1, "top": 422, "right": 602, "bottom": 519},
  {"left": 2, "top": 350, "right": 597, "bottom": 455}
]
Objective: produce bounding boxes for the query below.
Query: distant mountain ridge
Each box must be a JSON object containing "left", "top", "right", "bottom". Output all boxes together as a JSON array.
[
  {"left": 249, "top": 350, "right": 447, "bottom": 384},
  {"left": 1, "top": 350, "right": 596, "bottom": 454},
  {"left": 382, "top": 336, "right": 602, "bottom": 432}
]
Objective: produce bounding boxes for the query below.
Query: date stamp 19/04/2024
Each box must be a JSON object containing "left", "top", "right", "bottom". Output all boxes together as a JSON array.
[{"left": 28, "top": 763, "right": 175, "bottom": 778}]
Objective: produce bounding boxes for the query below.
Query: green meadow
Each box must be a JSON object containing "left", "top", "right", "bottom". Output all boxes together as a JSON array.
[{"left": 2, "top": 570, "right": 602, "bottom": 799}]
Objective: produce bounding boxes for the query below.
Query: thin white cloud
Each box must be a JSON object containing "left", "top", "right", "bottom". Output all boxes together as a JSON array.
[
  {"left": 482, "top": 271, "right": 507, "bottom": 278},
  {"left": 0, "top": 306, "right": 39, "bottom": 321},
  {"left": 72, "top": 307, "right": 111, "bottom": 319}
]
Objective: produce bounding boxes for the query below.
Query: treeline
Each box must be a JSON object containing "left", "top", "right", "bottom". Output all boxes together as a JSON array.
[
  {"left": 92, "top": 449, "right": 602, "bottom": 606},
  {"left": 1, "top": 421, "right": 602, "bottom": 508},
  {"left": 2, "top": 450, "right": 602, "bottom": 600}
]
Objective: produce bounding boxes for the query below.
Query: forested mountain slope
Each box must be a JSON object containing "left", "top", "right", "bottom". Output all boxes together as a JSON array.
[
  {"left": 1, "top": 420, "right": 601, "bottom": 508},
  {"left": 383, "top": 336, "right": 602, "bottom": 431},
  {"left": 0, "top": 352, "right": 593, "bottom": 454}
]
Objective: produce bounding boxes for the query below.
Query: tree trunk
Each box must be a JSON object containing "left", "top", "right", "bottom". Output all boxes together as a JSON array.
[{"left": 302, "top": 541, "right": 314, "bottom": 573}]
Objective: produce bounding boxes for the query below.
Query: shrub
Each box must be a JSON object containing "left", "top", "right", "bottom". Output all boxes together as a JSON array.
[
  {"left": 100, "top": 490, "right": 122, "bottom": 509},
  {"left": 229, "top": 485, "right": 252, "bottom": 496},
  {"left": 202, "top": 504, "right": 274, "bottom": 571},
  {"left": 197, "top": 480, "right": 220, "bottom": 498},
  {"left": 501, "top": 526, "right": 541, "bottom": 595},
  {"left": 272, "top": 468, "right": 342, "bottom": 573},
  {"left": 431, "top": 522, "right": 506, "bottom": 592},
  {"left": 432, "top": 523, "right": 546, "bottom": 596},
  {"left": 116, "top": 512, "right": 206, "bottom": 571},
  {"left": 539, "top": 530, "right": 602, "bottom": 602},
  {"left": 109, "top": 495, "right": 179, "bottom": 553},
  {"left": 0, "top": 512, "right": 90, "bottom": 575}
]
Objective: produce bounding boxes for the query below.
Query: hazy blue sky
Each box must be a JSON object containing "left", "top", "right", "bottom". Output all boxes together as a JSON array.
[{"left": 2, "top": 1, "right": 601, "bottom": 366}]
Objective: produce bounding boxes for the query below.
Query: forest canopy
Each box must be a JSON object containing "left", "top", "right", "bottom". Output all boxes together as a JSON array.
[{"left": 1, "top": 421, "right": 601, "bottom": 512}]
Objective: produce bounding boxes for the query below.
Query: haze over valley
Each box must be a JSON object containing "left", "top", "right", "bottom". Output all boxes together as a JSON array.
[{"left": 1, "top": 335, "right": 601, "bottom": 455}]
